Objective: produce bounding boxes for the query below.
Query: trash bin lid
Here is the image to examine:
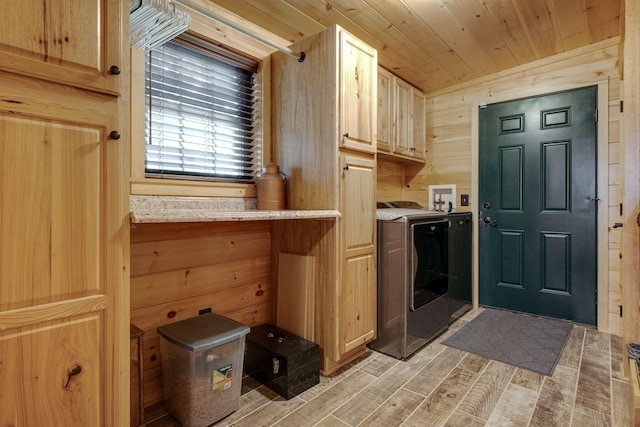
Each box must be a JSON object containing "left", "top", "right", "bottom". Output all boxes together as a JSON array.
[{"left": 157, "top": 313, "right": 250, "bottom": 352}]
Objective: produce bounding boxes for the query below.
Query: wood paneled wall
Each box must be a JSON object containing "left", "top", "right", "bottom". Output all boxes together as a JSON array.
[
  {"left": 377, "top": 37, "right": 622, "bottom": 334},
  {"left": 130, "top": 221, "right": 273, "bottom": 407},
  {"left": 376, "top": 159, "right": 405, "bottom": 202}
]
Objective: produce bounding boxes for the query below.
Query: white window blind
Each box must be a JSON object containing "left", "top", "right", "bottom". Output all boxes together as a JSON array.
[{"left": 145, "top": 36, "right": 258, "bottom": 182}]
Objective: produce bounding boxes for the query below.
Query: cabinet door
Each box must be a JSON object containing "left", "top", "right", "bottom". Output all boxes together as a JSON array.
[
  {"left": 339, "top": 31, "right": 377, "bottom": 154},
  {"left": 339, "top": 154, "right": 376, "bottom": 355},
  {"left": 411, "top": 89, "right": 427, "bottom": 160},
  {"left": 340, "top": 155, "right": 376, "bottom": 251},
  {"left": 341, "top": 252, "right": 376, "bottom": 354},
  {"left": 394, "top": 79, "right": 412, "bottom": 156},
  {"left": 377, "top": 67, "right": 394, "bottom": 153},
  {"left": 0, "top": 75, "right": 128, "bottom": 426},
  {"left": 0, "top": 0, "right": 122, "bottom": 95}
]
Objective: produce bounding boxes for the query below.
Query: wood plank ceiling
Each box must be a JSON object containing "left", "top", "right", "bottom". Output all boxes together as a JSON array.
[{"left": 206, "top": 0, "right": 623, "bottom": 93}]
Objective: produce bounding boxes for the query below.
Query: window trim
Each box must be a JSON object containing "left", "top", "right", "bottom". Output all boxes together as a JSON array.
[{"left": 130, "top": 23, "right": 272, "bottom": 198}]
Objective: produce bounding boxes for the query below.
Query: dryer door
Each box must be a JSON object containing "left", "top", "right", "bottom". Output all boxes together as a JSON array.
[{"left": 410, "top": 219, "right": 448, "bottom": 311}]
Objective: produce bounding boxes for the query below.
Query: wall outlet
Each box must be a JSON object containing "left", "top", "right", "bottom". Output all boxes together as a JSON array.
[
  {"left": 198, "top": 307, "right": 212, "bottom": 315},
  {"left": 461, "top": 194, "right": 469, "bottom": 206}
]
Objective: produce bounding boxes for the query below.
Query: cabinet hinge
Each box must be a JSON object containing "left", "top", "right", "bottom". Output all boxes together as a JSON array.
[{"left": 620, "top": 100, "right": 624, "bottom": 113}]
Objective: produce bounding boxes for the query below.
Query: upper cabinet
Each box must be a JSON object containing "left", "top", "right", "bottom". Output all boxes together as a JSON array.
[
  {"left": 377, "top": 67, "right": 427, "bottom": 163},
  {"left": 377, "top": 67, "right": 395, "bottom": 153},
  {"left": 0, "top": 0, "right": 123, "bottom": 95},
  {"left": 339, "top": 32, "right": 377, "bottom": 154}
]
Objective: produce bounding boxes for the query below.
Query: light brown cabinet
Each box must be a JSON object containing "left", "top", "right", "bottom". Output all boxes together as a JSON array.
[
  {"left": 272, "top": 25, "right": 377, "bottom": 374},
  {"left": 377, "top": 67, "right": 427, "bottom": 163},
  {"left": 0, "top": 1, "right": 129, "bottom": 424},
  {"left": 0, "top": 0, "right": 123, "bottom": 95},
  {"left": 339, "top": 32, "right": 377, "bottom": 154},
  {"left": 339, "top": 154, "right": 376, "bottom": 355},
  {"left": 377, "top": 67, "right": 395, "bottom": 153}
]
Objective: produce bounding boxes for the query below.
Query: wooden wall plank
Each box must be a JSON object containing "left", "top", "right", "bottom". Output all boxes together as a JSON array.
[
  {"left": 204, "top": 0, "right": 621, "bottom": 93},
  {"left": 513, "top": 0, "right": 562, "bottom": 58},
  {"left": 586, "top": 0, "right": 623, "bottom": 42},
  {"left": 403, "top": 0, "right": 498, "bottom": 75},
  {"left": 376, "top": 159, "right": 405, "bottom": 202},
  {"left": 130, "top": 221, "right": 274, "bottom": 408},
  {"left": 621, "top": 0, "right": 640, "bottom": 373},
  {"left": 279, "top": 0, "right": 425, "bottom": 87},
  {"left": 363, "top": 0, "right": 464, "bottom": 84},
  {"left": 201, "top": 0, "right": 315, "bottom": 44},
  {"left": 439, "top": 0, "right": 519, "bottom": 71},
  {"left": 480, "top": 0, "right": 539, "bottom": 65},
  {"left": 550, "top": 0, "right": 590, "bottom": 52},
  {"left": 131, "top": 228, "right": 271, "bottom": 276}
]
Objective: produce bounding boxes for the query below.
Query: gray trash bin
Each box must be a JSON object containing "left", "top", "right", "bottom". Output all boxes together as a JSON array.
[{"left": 157, "top": 313, "right": 250, "bottom": 427}]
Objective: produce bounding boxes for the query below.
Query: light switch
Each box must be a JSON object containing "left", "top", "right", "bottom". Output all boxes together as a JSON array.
[{"left": 461, "top": 194, "right": 469, "bottom": 206}]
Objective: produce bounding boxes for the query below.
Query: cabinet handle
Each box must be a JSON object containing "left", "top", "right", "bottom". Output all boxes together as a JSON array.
[
  {"left": 109, "top": 65, "right": 121, "bottom": 75},
  {"left": 109, "top": 130, "right": 121, "bottom": 140},
  {"left": 343, "top": 165, "right": 349, "bottom": 171},
  {"left": 343, "top": 132, "right": 349, "bottom": 138},
  {"left": 410, "top": 147, "right": 415, "bottom": 151}
]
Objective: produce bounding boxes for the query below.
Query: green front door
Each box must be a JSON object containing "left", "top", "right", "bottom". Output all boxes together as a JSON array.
[{"left": 479, "top": 86, "right": 597, "bottom": 325}]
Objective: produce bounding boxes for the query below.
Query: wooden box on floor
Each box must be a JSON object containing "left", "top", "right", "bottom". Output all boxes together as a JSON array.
[{"left": 130, "top": 324, "right": 145, "bottom": 427}]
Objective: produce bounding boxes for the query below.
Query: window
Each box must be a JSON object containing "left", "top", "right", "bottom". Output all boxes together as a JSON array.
[{"left": 145, "top": 35, "right": 259, "bottom": 182}]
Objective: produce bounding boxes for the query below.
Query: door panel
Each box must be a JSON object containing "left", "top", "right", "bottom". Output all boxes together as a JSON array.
[
  {"left": 0, "top": 76, "right": 128, "bottom": 424},
  {"left": 339, "top": 152, "right": 376, "bottom": 356},
  {"left": 339, "top": 30, "right": 377, "bottom": 153},
  {"left": 499, "top": 230, "right": 524, "bottom": 288},
  {"left": 376, "top": 66, "right": 394, "bottom": 153},
  {"left": 541, "top": 141, "right": 570, "bottom": 211},
  {"left": 0, "top": 116, "right": 102, "bottom": 311},
  {"left": 340, "top": 154, "right": 376, "bottom": 252},
  {"left": 0, "top": 314, "right": 102, "bottom": 426},
  {"left": 0, "top": 0, "right": 122, "bottom": 94},
  {"left": 394, "top": 79, "right": 411, "bottom": 155},
  {"left": 499, "top": 146, "right": 523, "bottom": 210},
  {"left": 341, "top": 252, "right": 376, "bottom": 354},
  {"left": 479, "top": 86, "right": 597, "bottom": 325},
  {"left": 542, "top": 232, "right": 570, "bottom": 293}
]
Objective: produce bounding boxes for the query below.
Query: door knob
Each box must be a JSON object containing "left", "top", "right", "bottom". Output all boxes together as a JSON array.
[{"left": 483, "top": 216, "right": 497, "bottom": 227}]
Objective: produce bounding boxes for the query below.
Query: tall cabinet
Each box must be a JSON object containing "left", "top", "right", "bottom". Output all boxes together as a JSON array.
[
  {"left": 272, "top": 25, "right": 377, "bottom": 374},
  {"left": 0, "top": 1, "right": 129, "bottom": 425}
]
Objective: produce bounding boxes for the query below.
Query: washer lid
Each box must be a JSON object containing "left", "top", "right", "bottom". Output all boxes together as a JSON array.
[
  {"left": 376, "top": 208, "right": 446, "bottom": 221},
  {"left": 385, "top": 201, "right": 426, "bottom": 209}
]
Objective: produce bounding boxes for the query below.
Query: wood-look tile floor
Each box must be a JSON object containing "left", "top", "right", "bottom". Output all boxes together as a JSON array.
[{"left": 145, "top": 308, "right": 631, "bottom": 427}]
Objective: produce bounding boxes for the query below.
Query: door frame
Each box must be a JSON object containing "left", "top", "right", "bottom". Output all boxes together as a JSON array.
[{"left": 471, "top": 81, "right": 610, "bottom": 332}]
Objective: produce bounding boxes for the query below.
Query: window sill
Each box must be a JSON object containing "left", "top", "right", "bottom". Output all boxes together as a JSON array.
[{"left": 129, "top": 195, "right": 340, "bottom": 224}]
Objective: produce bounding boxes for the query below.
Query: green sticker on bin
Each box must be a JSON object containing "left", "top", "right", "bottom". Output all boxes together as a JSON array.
[{"left": 212, "top": 364, "right": 232, "bottom": 394}]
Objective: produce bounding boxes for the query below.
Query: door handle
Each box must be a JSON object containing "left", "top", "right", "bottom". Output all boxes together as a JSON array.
[{"left": 483, "top": 216, "right": 497, "bottom": 227}]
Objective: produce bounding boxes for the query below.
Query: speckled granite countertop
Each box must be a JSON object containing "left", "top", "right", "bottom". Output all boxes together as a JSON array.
[{"left": 129, "top": 196, "right": 340, "bottom": 223}]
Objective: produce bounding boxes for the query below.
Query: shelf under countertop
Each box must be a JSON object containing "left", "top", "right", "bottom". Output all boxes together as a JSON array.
[{"left": 129, "top": 195, "right": 340, "bottom": 224}]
